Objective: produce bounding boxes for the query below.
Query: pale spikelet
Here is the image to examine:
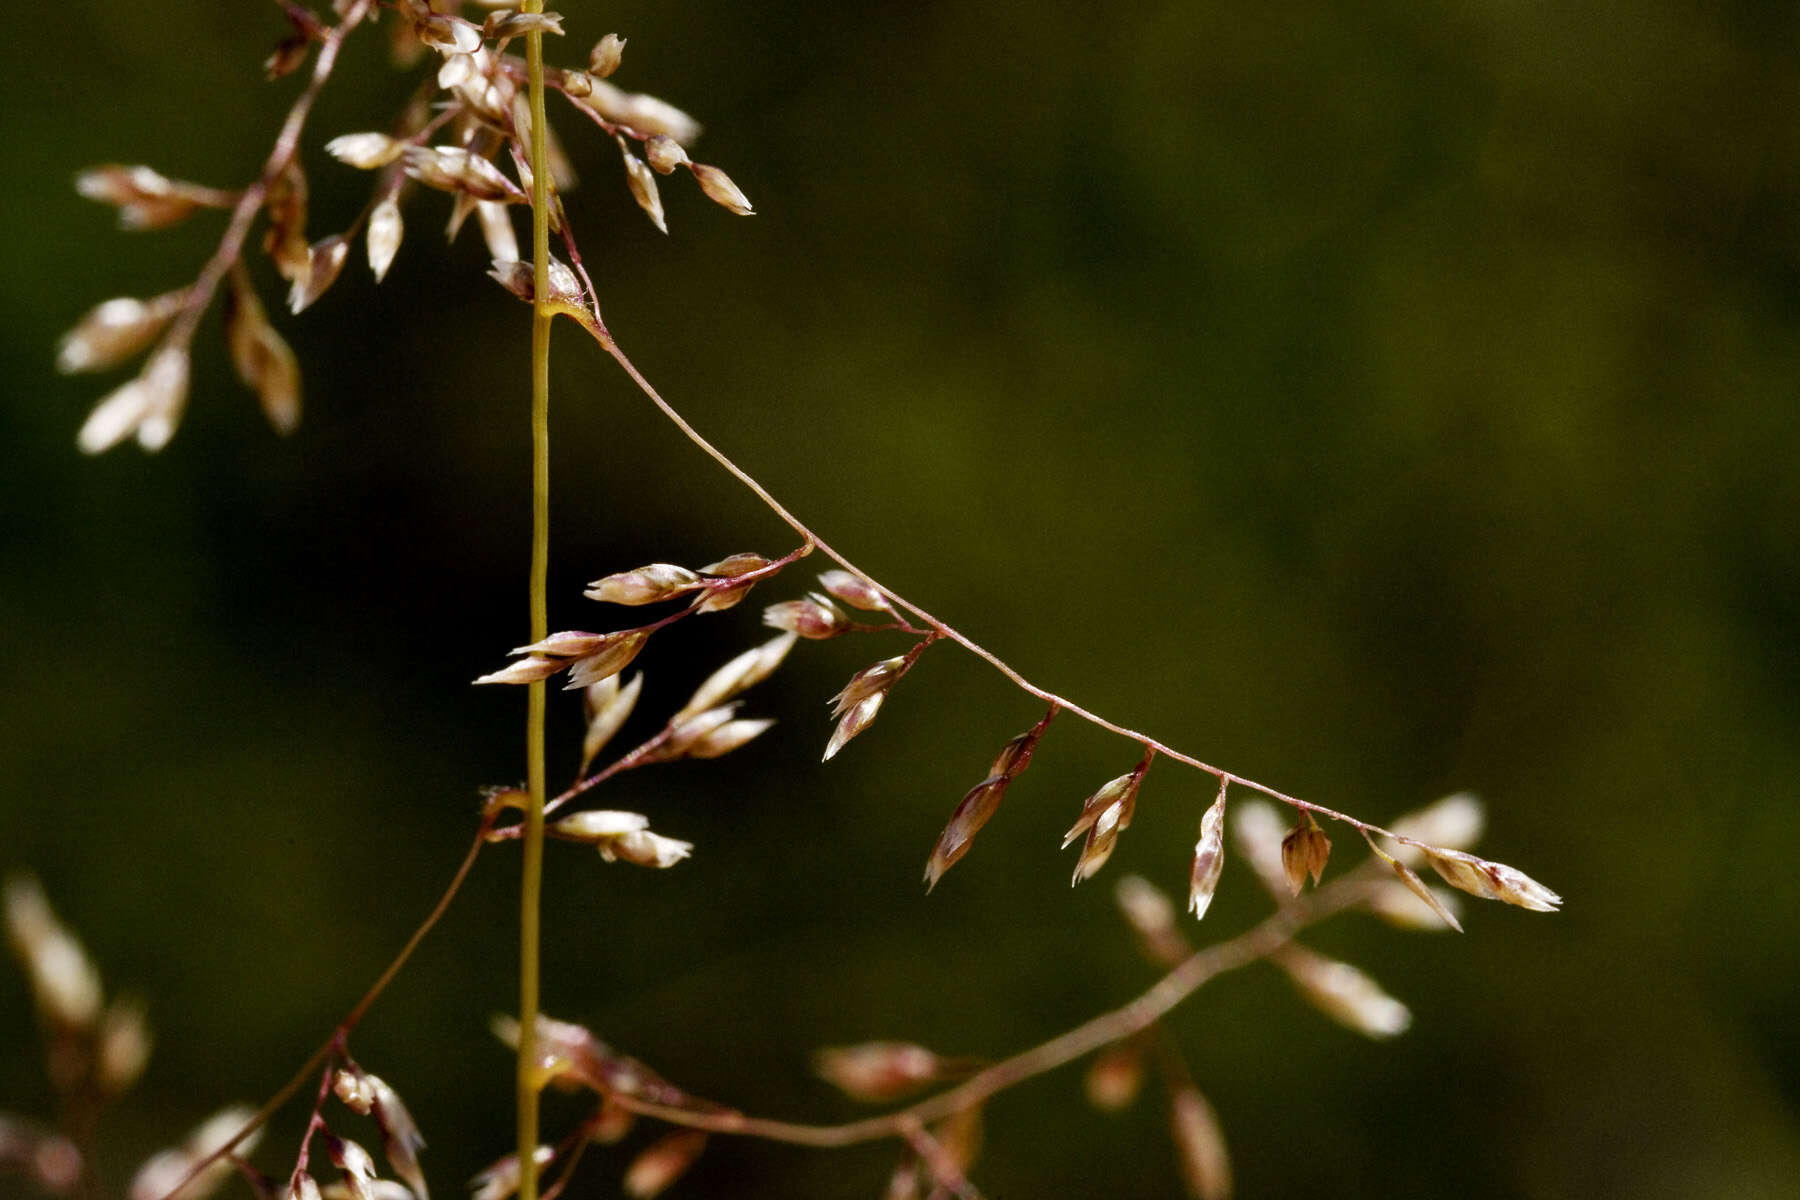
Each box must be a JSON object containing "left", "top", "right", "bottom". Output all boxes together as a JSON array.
[
  {"left": 1064, "top": 770, "right": 1143, "bottom": 885},
  {"left": 1187, "top": 789, "right": 1228, "bottom": 921},
  {"left": 287, "top": 1171, "right": 322, "bottom": 1200},
  {"left": 324, "top": 1134, "right": 378, "bottom": 1200},
  {"left": 586, "top": 563, "right": 703, "bottom": 605},
  {"left": 403, "top": 145, "right": 527, "bottom": 204},
  {"left": 1085, "top": 1037, "right": 1146, "bottom": 1111},
  {"left": 589, "top": 33, "right": 626, "bottom": 79},
  {"left": 96, "top": 995, "right": 153, "bottom": 1096},
  {"left": 127, "top": 1105, "right": 262, "bottom": 1200},
  {"left": 476, "top": 629, "right": 649, "bottom": 688},
  {"left": 552, "top": 810, "right": 650, "bottom": 840},
  {"left": 77, "top": 342, "right": 189, "bottom": 455},
  {"left": 695, "top": 552, "right": 771, "bottom": 612},
  {"left": 653, "top": 704, "right": 740, "bottom": 760},
  {"left": 684, "top": 717, "right": 775, "bottom": 760},
  {"left": 823, "top": 654, "right": 910, "bottom": 760},
  {"left": 485, "top": 257, "right": 584, "bottom": 307},
  {"left": 618, "top": 138, "right": 667, "bottom": 233},
  {"left": 288, "top": 235, "right": 350, "bottom": 314},
  {"left": 1422, "top": 848, "right": 1562, "bottom": 913},
  {"left": 1360, "top": 831, "right": 1463, "bottom": 932},
  {"left": 1113, "top": 875, "right": 1190, "bottom": 967},
  {"left": 824, "top": 693, "right": 883, "bottom": 761},
  {"left": 817, "top": 568, "right": 891, "bottom": 612},
  {"left": 411, "top": 13, "right": 481, "bottom": 56},
  {"left": 553, "top": 812, "right": 694, "bottom": 869},
  {"left": 1366, "top": 879, "right": 1465, "bottom": 931},
  {"left": 75, "top": 164, "right": 228, "bottom": 231},
  {"left": 583, "top": 80, "right": 702, "bottom": 145},
  {"left": 678, "top": 632, "right": 796, "bottom": 719},
  {"left": 622, "top": 1130, "right": 706, "bottom": 1199},
  {"left": 1229, "top": 800, "right": 1291, "bottom": 897},
  {"left": 471, "top": 654, "right": 566, "bottom": 685},
  {"left": 689, "top": 162, "right": 754, "bottom": 215},
  {"left": 1168, "top": 1086, "right": 1231, "bottom": 1200},
  {"left": 469, "top": 1146, "right": 553, "bottom": 1200},
  {"left": 580, "top": 672, "right": 643, "bottom": 774},
  {"left": 763, "top": 593, "right": 849, "bottom": 639},
  {"left": 3, "top": 874, "right": 102, "bottom": 1029},
  {"left": 1279, "top": 812, "right": 1331, "bottom": 895},
  {"left": 334, "top": 1068, "right": 377, "bottom": 1114},
  {"left": 481, "top": 10, "right": 564, "bottom": 40},
  {"left": 476, "top": 201, "right": 518, "bottom": 263},
  {"left": 1275, "top": 946, "right": 1411, "bottom": 1039},
  {"left": 57, "top": 290, "right": 186, "bottom": 374},
  {"left": 324, "top": 133, "right": 406, "bottom": 170},
  {"left": 0, "top": 1116, "right": 80, "bottom": 1193},
  {"left": 1069, "top": 786, "right": 1133, "bottom": 885},
  {"left": 814, "top": 1041, "right": 946, "bottom": 1103},
  {"left": 644, "top": 134, "right": 688, "bottom": 175},
  {"left": 560, "top": 69, "right": 594, "bottom": 98},
  {"left": 1388, "top": 792, "right": 1485, "bottom": 865},
  {"left": 364, "top": 1074, "right": 429, "bottom": 1200},
  {"left": 367, "top": 194, "right": 403, "bottom": 283},
  {"left": 225, "top": 269, "right": 301, "bottom": 435}
]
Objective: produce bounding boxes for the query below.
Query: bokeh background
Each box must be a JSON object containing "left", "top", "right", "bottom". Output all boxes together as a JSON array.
[{"left": 4, "top": 2, "right": 1798, "bottom": 1197}]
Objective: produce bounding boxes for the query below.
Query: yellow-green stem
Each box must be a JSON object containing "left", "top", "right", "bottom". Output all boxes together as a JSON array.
[{"left": 518, "top": 7, "right": 552, "bottom": 1200}]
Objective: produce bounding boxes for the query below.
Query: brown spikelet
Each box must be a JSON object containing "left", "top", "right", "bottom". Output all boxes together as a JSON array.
[
  {"left": 622, "top": 1130, "right": 706, "bottom": 1199},
  {"left": 1279, "top": 812, "right": 1331, "bottom": 895},
  {"left": 225, "top": 266, "right": 301, "bottom": 434}
]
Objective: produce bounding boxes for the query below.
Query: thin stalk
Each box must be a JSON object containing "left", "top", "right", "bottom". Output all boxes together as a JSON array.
[{"left": 518, "top": 7, "right": 554, "bottom": 1200}]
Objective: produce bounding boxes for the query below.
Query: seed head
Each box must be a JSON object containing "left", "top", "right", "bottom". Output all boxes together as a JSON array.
[
  {"left": 127, "top": 1106, "right": 262, "bottom": 1200},
  {"left": 225, "top": 269, "right": 301, "bottom": 435},
  {"left": 1188, "top": 789, "right": 1228, "bottom": 921},
  {"left": 77, "top": 343, "right": 189, "bottom": 455},
  {"left": 688, "top": 162, "right": 754, "bottom": 215},
  {"left": 589, "top": 33, "right": 627, "bottom": 79},
  {"left": 813, "top": 1041, "right": 947, "bottom": 1103},
  {"left": 56, "top": 290, "right": 186, "bottom": 375},
  {"left": 586, "top": 563, "right": 703, "bottom": 606},
  {"left": 818, "top": 568, "right": 891, "bottom": 612},
  {"left": 679, "top": 632, "right": 796, "bottom": 719},
  {"left": 763, "top": 593, "right": 849, "bottom": 639},
  {"left": 1423, "top": 847, "right": 1562, "bottom": 913},
  {"left": 1168, "top": 1086, "right": 1231, "bottom": 1200},
  {"left": 644, "top": 134, "right": 688, "bottom": 175},
  {"left": 1276, "top": 946, "right": 1412, "bottom": 1039},
  {"left": 411, "top": 13, "right": 482, "bottom": 56},
  {"left": 1279, "top": 812, "right": 1332, "bottom": 895},
  {"left": 580, "top": 672, "right": 643, "bottom": 774},
  {"left": 287, "top": 235, "right": 350, "bottom": 315},
  {"left": 3, "top": 874, "right": 102, "bottom": 1030},
  {"left": 1113, "top": 875, "right": 1190, "bottom": 966},
  {"left": 482, "top": 10, "right": 564, "bottom": 40},
  {"left": 366, "top": 194, "right": 403, "bottom": 283},
  {"left": 75, "top": 164, "right": 227, "bottom": 231},
  {"left": 403, "top": 146, "right": 527, "bottom": 204},
  {"left": 623, "top": 1130, "right": 706, "bottom": 1199},
  {"left": 324, "top": 133, "right": 405, "bottom": 170},
  {"left": 618, "top": 140, "right": 667, "bottom": 233},
  {"left": 1084, "top": 1038, "right": 1147, "bottom": 1112},
  {"left": 923, "top": 777, "right": 1006, "bottom": 891}
]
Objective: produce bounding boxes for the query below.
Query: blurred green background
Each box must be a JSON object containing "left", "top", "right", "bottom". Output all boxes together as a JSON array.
[{"left": 4, "top": 2, "right": 1798, "bottom": 1197}]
